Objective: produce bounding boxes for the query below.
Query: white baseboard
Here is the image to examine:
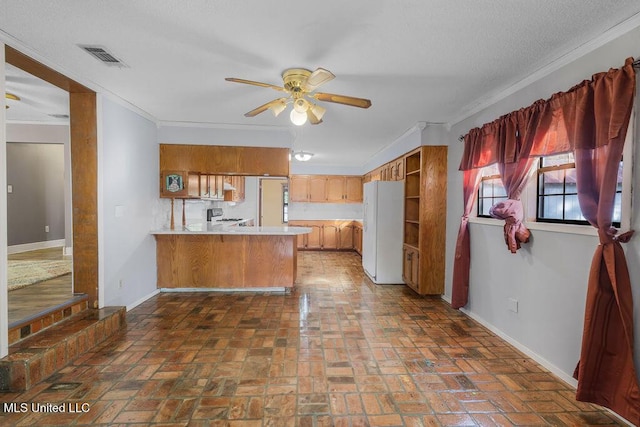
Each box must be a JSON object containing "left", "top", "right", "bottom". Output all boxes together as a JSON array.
[
  {"left": 8, "top": 239, "right": 66, "bottom": 254},
  {"left": 160, "top": 287, "right": 289, "bottom": 293},
  {"left": 126, "top": 289, "right": 161, "bottom": 312},
  {"left": 439, "top": 295, "right": 578, "bottom": 387}
]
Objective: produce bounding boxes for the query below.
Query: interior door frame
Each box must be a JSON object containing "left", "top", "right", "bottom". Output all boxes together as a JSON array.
[{"left": 4, "top": 46, "right": 99, "bottom": 308}]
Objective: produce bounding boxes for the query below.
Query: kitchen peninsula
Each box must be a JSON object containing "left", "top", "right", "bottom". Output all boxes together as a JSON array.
[{"left": 152, "top": 224, "right": 311, "bottom": 290}]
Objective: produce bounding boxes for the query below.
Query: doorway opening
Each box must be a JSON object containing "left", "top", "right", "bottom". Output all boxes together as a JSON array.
[{"left": 259, "top": 178, "right": 288, "bottom": 226}]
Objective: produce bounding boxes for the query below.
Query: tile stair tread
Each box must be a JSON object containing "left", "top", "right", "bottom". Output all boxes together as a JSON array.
[{"left": 5, "top": 307, "right": 125, "bottom": 357}]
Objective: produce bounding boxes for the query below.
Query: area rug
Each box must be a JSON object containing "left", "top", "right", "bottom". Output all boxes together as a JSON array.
[{"left": 8, "top": 260, "right": 72, "bottom": 291}]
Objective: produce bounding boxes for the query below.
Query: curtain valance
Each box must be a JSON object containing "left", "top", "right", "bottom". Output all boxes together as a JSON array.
[{"left": 459, "top": 57, "right": 636, "bottom": 170}]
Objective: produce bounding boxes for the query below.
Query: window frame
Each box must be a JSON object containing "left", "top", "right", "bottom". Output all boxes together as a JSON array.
[{"left": 476, "top": 165, "right": 507, "bottom": 218}]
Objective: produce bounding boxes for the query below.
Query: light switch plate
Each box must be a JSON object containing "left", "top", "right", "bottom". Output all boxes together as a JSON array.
[
  {"left": 508, "top": 297, "right": 519, "bottom": 313},
  {"left": 7, "top": 185, "right": 12, "bottom": 193}
]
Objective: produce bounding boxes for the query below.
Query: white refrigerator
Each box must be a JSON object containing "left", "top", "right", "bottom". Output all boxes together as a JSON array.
[{"left": 362, "top": 180, "right": 405, "bottom": 284}]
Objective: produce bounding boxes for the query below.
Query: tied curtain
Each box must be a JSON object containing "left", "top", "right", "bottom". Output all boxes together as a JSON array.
[{"left": 453, "top": 58, "right": 639, "bottom": 422}]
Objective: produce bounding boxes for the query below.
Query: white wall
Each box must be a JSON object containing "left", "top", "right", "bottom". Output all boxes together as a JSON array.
[
  {"left": 99, "top": 96, "right": 159, "bottom": 309},
  {"left": 444, "top": 25, "right": 640, "bottom": 387},
  {"left": 7, "top": 123, "right": 72, "bottom": 252}
]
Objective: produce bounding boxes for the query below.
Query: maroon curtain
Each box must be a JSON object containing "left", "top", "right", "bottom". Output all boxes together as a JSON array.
[
  {"left": 457, "top": 58, "right": 639, "bottom": 421},
  {"left": 451, "top": 167, "right": 481, "bottom": 308},
  {"left": 556, "top": 58, "right": 639, "bottom": 424},
  {"left": 489, "top": 103, "right": 552, "bottom": 252}
]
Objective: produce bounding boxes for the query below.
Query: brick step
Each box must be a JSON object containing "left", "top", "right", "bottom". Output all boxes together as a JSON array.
[
  {"left": 0, "top": 306, "right": 126, "bottom": 392},
  {"left": 8, "top": 294, "right": 89, "bottom": 345}
]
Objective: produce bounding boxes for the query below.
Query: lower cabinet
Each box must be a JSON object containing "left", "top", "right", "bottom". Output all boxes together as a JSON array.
[
  {"left": 402, "top": 245, "right": 420, "bottom": 293},
  {"left": 352, "top": 223, "right": 363, "bottom": 255},
  {"left": 290, "top": 220, "right": 362, "bottom": 253}
]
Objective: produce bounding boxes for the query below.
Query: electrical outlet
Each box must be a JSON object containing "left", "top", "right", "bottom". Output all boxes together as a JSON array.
[
  {"left": 45, "top": 225, "right": 50, "bottom": 233},
  {"left": 7, "top": 185, "right": 12, "bottom": 193},
  {"left": 508, "top": 297, "right": 519, "bottom": 313}
]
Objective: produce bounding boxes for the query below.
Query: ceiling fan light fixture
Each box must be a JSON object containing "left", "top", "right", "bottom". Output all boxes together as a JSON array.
[
  {"left": 290, "top": 108, "right": 308, "bottom": 126},
  {"left": 309, "top": 103, "right": 326, "bottom": 121},
  {"left": 293, "top": 98, "right": 309, "bottom": 113},
  {"left": 293, "top": 151, "right": 314, "bottom": 162},
  {"left": 269, "top": 99, "right": 287, "bottom": 117}
]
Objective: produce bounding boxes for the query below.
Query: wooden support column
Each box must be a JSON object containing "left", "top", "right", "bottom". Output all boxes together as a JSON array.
[{"left": 70, "top": 92, "right": 98, "bottom": 307}]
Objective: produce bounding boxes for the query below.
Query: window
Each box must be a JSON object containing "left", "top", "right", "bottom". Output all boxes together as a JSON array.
[
  {"left": 477, "top": 164, "right": 507, "bottom": 217},
  {"left": 536, "top": 153, "right": 622, "bottom": 226},
  {"left": 282, "top": 184, "right": 289, "bottom": 223}
]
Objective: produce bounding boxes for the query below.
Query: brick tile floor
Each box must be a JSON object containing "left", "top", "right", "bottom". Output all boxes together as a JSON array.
[{"left": 0, "top": 252, "right": 628, "bottom": 426}]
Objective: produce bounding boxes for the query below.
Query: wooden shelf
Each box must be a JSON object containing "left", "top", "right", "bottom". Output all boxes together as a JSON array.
[{"left": 402, "top": 146, "right": 447, "bottom": 296}]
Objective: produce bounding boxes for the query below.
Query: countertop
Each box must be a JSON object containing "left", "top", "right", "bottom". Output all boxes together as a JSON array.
[{"left": 152, "top": 223, "right": 312, "bottom": 235}]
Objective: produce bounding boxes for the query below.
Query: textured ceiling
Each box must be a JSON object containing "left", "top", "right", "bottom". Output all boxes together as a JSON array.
[{"left": 2, "top": 1, "right": 640, "bottom": 166}]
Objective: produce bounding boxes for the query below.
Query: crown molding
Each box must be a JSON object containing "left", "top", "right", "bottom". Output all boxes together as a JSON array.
[{"left": 449, "top": 11, "right": 640, "bottom": 127}]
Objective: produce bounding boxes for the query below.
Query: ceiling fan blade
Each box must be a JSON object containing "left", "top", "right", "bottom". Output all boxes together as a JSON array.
[
  {"left": 302, "top": 68, "right": 335, "bottom": 92},
  {"left": 225, "top": 77, "right": 287, "bottom": 92},
  {"left": 312, "top": 92, "right": 372, "bottom": 109},
  {"left": 244, "top": 98, "right": 288, "bottom": 117}
]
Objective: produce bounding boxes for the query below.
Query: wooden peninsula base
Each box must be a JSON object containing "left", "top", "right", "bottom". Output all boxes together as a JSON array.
[{"left": 154, "top": 227, "right": 310, "bottom": 289}]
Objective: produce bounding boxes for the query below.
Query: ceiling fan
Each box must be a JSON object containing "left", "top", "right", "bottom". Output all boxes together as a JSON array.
[{"left": 225, "top": 68, "right": 371, "bottom": 125}]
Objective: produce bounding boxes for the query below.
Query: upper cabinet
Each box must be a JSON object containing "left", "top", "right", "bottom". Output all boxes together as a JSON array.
[
  {"left": 289, "top": 175, "right": 363, "bottom": 203},
  {"left": 223, "top": 176, "right": 245, "bottom": 202},
  {"left": 159, "top": 144, "right": 290, "bottom": 177},
  {"left": 158, "top": 144, "right": 289, "bottom": 199}
]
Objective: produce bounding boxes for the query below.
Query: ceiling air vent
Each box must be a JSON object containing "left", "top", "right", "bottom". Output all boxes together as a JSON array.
[{"left": 78, "top": 45, "right": 127, "bottom": 67}]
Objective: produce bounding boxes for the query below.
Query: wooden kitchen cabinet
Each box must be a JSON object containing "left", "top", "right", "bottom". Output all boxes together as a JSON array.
[
  {"left": 290, "top": 176, "right": 309, "bottom": 202},
  {"left": 345, "top": 177, "right": 363, "bottom": 202},
  {"left": 305, "top": 225, "right": 322, "bottom": 249},
  {"left": 160, "top": 170, "right": 189, "bottom": 198},
  {"left": 326, "top": 176, "right": 346, "bottom": 202},
  {"left": 322, "top": 225, "right": 339, "bottom": 249},
  {"left": 200, "top": 175, "right": 225, "bottom": 199},
  {"left": 289, "top": 220, "right": 362, "bottom": 253},
  {"left": 308, "top": 176, "right": 327, "bottom": 202},
  {"left": 353, "top": 223, "right": 363, "bottom": 255},
  {"left": 402, "top": 245, "right": 420, "bottom": 293},
  {"left": 290, "top": 175, "right": 362, "bottom": 203},
  {"left": 224, "top": 176, "right": 245, "bottom": 202},
  {"left": 160, "top": 144, "right": 289, "bottom": 177},
  {"left": 338, "top": 223, "right": 354, "bottom": 250},
  {"left": 395, "top": 157, "right": 405, "bottom": 180},
  {"left": 289, "top": 175, "right": 327, "bottom": 202}
]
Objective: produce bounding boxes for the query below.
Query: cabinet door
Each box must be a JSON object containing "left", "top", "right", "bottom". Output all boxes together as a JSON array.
[
  {"left": 403, "top": 246, "right": 419, "bottom": 292},
  {"left": 290, "top": 176, "right": 309, "bottom": 202},
  {"left": 353, "top": 226, "right": 362, "bottom": 254},
  {"left": 229, "top": 176, "right": 241, "bottom": 201},
  {"left": 344, "top": 177, "right": 363, "bottom": 202},
  {"left": 326, "top": 177, "right": 345, "bottom": 202},
  {"left": 160, "top": 170, "right": 189, "bottom": 198},
  {"left": 308, "top": 176, "right": 327, "bottom": 202},
  {"left": 226, "top": 176, "right": 245, "bottom": 202},
  {"left": 306, "top": 225, "right": 322, "bottom": 249},
  {"left": 396, "top": 158, "right": 405, "bottom": 180},
  {"left": 338, "top": 224, "right": 353, "bottom": 249},
  {"left": 187, "top": 172, "right": 200, "bottom": 198},
  {"left": 322, "top": 225, "right": 338, "bottom": 249},
  {"left": 213, "top": 175, "right": 225, "bottom": 199}
]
